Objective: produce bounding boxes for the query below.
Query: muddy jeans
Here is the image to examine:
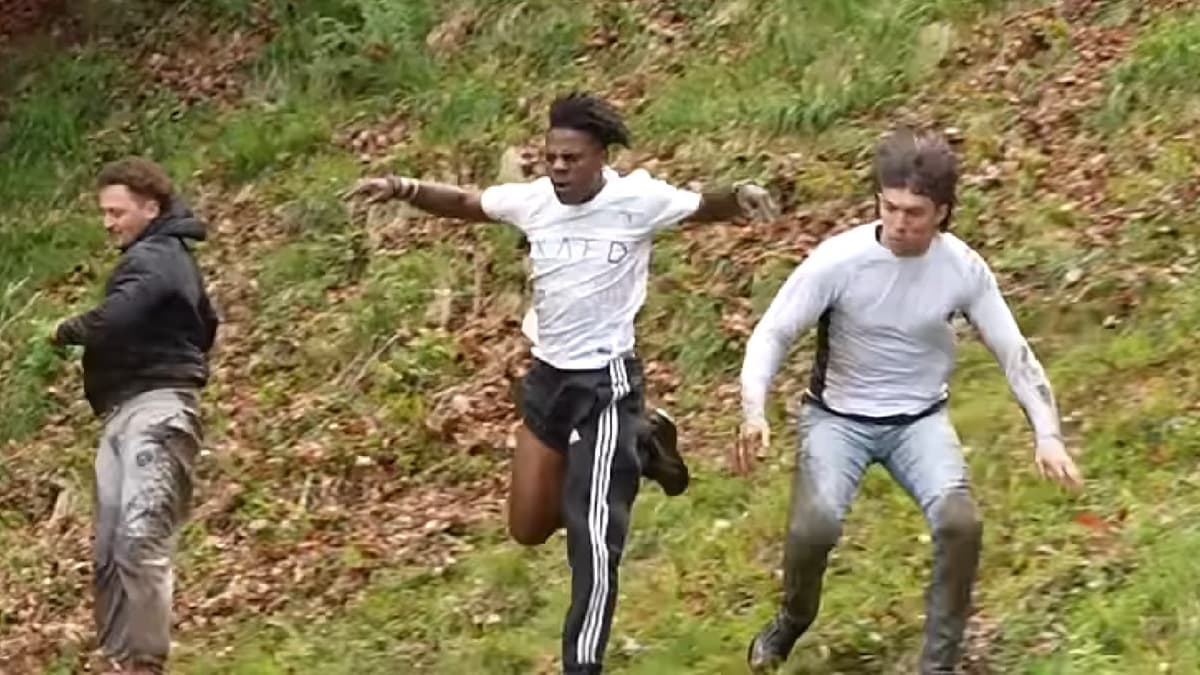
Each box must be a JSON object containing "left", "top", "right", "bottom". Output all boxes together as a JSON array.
[
  {"left": 781, "top": 403, "right": 982, "bottom": 674},
  {"left": 94, "top": 388, "right": 202, "bottom": 672}
]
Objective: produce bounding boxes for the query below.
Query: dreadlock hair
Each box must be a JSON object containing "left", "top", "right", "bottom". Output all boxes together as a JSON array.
[
  {"left": 874, "top": 127, "right": 959, "bottom": 230},
  {"left": 548, "top": 93, "right": 631, "bottom": 149}
]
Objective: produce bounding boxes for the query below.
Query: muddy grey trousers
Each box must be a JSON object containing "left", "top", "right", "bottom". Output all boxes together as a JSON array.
[
  {"left": 94, "top": 388, "right": 202, "bottom": 672},
  {"left": 780, "top": 403, "right": 982, "bottom": 674}
]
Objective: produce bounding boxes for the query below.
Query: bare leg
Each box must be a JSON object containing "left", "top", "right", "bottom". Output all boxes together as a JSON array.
[{"left": 507, "top": 423, "right": 566, "bottom": 546}]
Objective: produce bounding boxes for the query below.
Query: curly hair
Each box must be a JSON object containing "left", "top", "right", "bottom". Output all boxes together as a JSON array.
[{"left": 97, "top": 157, "right": 175, "bottom": 212}]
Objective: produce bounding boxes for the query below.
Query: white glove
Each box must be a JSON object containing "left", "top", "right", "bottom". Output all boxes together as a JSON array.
[{"left": 733, "top": 181, "right": 781, "bottom": 222}]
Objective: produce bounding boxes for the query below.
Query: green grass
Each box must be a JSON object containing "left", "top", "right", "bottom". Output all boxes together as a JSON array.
[
  {"left": 0, "top": 50, "right": 123, "bottom": 203},
  {"left": 638, "top": 0, "right": 1012, "bottom": 139},
  {"left": 1096, "top": 8, "right": 1200, "bottom": 130},
  {"left": 211, "top": 102, "right": 338, "bottom": 184},
  {"left": 0, "top": 207, "right": 104, "bottom": 441},
  {"left": 1032, "top": 521, "right": 1200, "bottom": 672},
  {"left": 6, "top": 0, "right": 1200, "bottom": 672}
]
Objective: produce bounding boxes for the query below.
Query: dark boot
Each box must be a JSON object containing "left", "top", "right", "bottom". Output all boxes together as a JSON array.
[
  {"left": 747, "top": 610, "right": 806, "bottom": 673},
  {"left": 919, "top": 492, "right": 982, "bottom": 674},
  {"left": 748, "top": 476, "right": 843, "bottom": 671}
]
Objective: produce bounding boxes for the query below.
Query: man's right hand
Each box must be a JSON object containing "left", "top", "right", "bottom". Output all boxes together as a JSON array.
[
  {"left": 341, "top": 175, "right": 418, "bottom": 204},
  {"left": 732, "top": 417, "right": 771, "bottom": 475}
]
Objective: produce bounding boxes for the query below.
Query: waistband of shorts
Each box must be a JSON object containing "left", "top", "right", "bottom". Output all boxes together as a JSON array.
[{"left": 532, "top": 350, "right": 639, "bottom": 373}]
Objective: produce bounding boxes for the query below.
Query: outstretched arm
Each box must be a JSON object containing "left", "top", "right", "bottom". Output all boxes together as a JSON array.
[
  {"left": 686, "top": 181, "right": 779, "bottom": 223},
  {"left": 688, "top": 189, "right": 741, "bottom": 222},
  {"left": 343, "top": 175, "right": 491, "bottom": 222},
  {"left": 965, "top": 264, "right": 1082, "bottom": 488}
]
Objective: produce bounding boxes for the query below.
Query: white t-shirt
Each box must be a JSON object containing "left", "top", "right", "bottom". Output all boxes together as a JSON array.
[
  {"left": 482, "top": 167, "right": 702, "bottom": 370},
  {"left": 741, "top": 222, "right": 1062, "bottom": 441}
]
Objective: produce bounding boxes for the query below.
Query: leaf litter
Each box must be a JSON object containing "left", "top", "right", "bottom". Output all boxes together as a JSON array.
[{"left": 1, "top": 1, "right": 1194, "bottom": 670}]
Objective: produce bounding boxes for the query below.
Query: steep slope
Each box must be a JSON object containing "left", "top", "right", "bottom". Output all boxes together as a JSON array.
[{"left": 2, "top": 1, "right": 1199, "bottom": 673}]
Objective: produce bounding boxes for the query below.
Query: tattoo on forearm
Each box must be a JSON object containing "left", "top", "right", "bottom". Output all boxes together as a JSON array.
[
  {"left": 1019, "top": 345, "right": 1058, "bottom": 413},
  {"left": 1036, "top": 383, "right": 1055, "bottom": 409}
]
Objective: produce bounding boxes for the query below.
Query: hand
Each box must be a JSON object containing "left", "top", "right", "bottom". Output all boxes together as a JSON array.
[
  {"left": 1034, "top": 436, "right": 1082, "bottom": 489},
  {"left": 44, "top": 319, "right": 70, "bottom": 355},
  {"left": 733, "top": 182, "right": 781, "bottom": 222},
  {"left": 732, "top": 417, "right": 771, "bottom": 475},
  {"left": 38, "top": 318, "right": 63, "bottom": 346},
  {"left": 341, "top": 175, "right": 419, "bottom": 204}
]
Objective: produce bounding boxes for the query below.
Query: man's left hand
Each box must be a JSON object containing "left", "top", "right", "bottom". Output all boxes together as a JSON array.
[
  {"left": 734, "top": 182, "right": 781, "bottom": 222},
  {"left": 47, "top": 321, "right": 66, "bottom": 348},
  {"left": 1035, "top": 436, "right": 1083, "bottom": 490}
]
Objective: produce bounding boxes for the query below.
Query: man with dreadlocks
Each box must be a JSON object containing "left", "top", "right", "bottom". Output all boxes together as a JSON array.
[
  {"left": 734, "top": 128, "right": 1082, "bottom": 674},
  {"left": 345, "top": 93, "right": 779, "bottom": 674}
]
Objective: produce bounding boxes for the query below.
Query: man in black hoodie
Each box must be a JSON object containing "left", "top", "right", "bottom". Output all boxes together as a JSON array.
[{"left": 52, "top": 157, "right": 218, "bottom": 675}]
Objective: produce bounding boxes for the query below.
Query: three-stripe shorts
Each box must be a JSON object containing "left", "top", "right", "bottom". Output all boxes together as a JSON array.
[{"left": 520, "top": 354, "right": 645, "bottom": 674}]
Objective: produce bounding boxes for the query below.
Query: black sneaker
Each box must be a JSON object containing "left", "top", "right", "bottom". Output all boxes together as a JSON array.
[
  {"left": 747, "top": 612, "right": 804, "bottom": 673},
  {"left": 639, "top": 408, "right": 688, "bottom": 496}
]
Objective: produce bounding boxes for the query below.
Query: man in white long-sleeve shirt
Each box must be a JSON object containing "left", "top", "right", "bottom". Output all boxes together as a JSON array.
[{"left": 735, "top": 128, "right": 1082, "bottom": 674}]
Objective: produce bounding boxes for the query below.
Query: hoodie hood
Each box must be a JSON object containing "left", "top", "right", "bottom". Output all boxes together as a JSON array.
[{"left": 126, "top": 198, "right": 208, "bottom": 250}]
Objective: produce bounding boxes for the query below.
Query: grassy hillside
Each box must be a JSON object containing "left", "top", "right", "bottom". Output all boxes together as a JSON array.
[{"left": 2, "top": 0, "right": 1199, "bottom": 673}]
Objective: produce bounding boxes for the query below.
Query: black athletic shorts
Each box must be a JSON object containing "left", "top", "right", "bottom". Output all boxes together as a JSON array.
[{"left": 520, "top": 354, "right": 645, "bottom": 454}]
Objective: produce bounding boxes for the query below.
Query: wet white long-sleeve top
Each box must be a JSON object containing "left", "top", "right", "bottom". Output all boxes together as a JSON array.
[{"left": 740, "top": 222, "right": 1062, "bottom": 441}]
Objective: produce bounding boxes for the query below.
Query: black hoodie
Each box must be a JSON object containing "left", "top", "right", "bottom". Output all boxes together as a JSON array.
[{"left": 56, "top": 200, "right": 220, "bottom": 415}]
